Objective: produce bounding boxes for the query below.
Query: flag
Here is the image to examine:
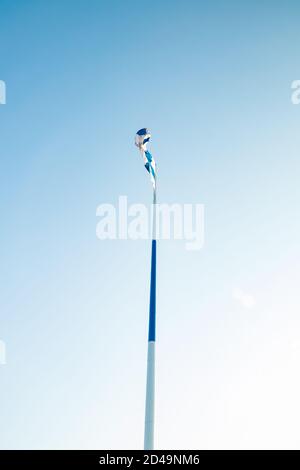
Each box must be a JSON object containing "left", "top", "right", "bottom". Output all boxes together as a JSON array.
[{"left": 135, "top": 128, "right": 156, "bottom": 188}]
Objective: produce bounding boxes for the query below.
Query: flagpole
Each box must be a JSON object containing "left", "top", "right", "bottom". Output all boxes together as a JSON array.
[{"left": 144, "top": 182, "right": 157, "bottom": 450}]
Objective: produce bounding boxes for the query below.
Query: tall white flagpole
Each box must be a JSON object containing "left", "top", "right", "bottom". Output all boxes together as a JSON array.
[{"left": 144, "top": 183, "right": 157, "bottom": 450}]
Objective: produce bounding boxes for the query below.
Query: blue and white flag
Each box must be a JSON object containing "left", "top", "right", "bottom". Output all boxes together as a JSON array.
[{"left": 135, "top": 128, "right": 156, "bottom": 189}]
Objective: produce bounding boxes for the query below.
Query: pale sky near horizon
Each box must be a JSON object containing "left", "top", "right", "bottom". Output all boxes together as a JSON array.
[{"left": 1, "top": 0, "right": 300, "bottom": 449}]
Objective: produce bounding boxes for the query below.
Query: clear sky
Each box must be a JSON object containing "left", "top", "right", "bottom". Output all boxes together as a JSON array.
[{"left": 0, "top": 0, "right": 300, "bottom": 450}]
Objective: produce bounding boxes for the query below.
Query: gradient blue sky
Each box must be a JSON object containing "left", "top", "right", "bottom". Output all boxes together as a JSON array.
[{"left": 1, "top": 0, "right": 300, "bottom": 449}]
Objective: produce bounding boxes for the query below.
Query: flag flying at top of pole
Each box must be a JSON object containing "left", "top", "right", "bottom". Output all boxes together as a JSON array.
[{"left": 135, "top": 128, "right": 156, "bottom": 189}]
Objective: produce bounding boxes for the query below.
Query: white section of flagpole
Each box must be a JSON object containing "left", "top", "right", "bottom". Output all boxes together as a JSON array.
[
  {"left": 144, "top": 184, "right": 157, "bottom": 450},
  {"left": 152, "top": 185, "right": 157, "bottom": 239},
  {"left": 144, "top": 341, "right": 155, "bottom": 450}
]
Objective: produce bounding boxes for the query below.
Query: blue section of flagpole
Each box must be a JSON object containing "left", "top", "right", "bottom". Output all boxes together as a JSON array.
[{"left": 148, "top": 239, "right": 156, "bottom": 342}]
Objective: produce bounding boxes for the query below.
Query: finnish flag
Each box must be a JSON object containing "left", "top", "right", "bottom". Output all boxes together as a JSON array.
[{"left": 135, "top": 128, "right": 156, "bottom": 189}]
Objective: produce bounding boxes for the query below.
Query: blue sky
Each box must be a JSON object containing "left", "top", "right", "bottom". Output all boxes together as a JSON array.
[{"left": 0, "top": 0, "right": 300, "bottom": 449}]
